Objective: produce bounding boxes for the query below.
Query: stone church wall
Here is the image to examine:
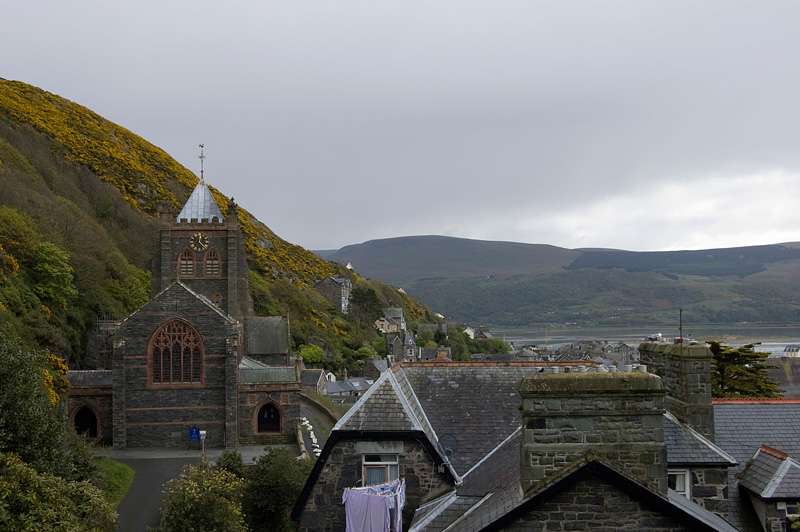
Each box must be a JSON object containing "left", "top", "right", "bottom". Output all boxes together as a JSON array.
[{"left": 113, "top": 285, "right": 241, "bottom": 448}]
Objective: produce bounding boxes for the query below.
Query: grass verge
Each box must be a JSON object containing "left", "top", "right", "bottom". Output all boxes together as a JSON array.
[{"left": 95, "top": 455, "right": 135, "bottom": 507}]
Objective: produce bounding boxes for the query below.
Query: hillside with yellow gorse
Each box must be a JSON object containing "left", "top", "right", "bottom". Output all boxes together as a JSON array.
[{"left": 0, "top": 79, "right": 432, "bottom": 370}]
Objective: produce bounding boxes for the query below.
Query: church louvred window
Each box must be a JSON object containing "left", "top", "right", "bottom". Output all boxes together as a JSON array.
[
  {"left": 150, "top": 319, "right": 203, "bottom": 384},
  {"left": 179, "top": 250, "right": 195, "bottom": 277},
  {"left": 205, "top": 249, "right": 220, "bottom": 276}
]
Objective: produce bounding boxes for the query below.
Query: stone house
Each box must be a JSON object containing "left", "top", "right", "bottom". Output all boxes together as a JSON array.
[
  {"left": 386, "top": 331, "right": 416, "bottom": 361},
  {"left": 66, "top": 176, "right": 302, "bottom": 448},
  {"left": 292, "top": 341, "right": 800, "bottom": 531},
  {"left": 382, "top": 307, "right": 406, "bottom": 330},
  {"left": 300, "top": 368, "right": 328, "bottom": 396},
  {"left": 375, "top": 316, "right": 403, "bottom": 334},
  {"left": 314, "top": 276, "right": 352, "bottom": 315}
]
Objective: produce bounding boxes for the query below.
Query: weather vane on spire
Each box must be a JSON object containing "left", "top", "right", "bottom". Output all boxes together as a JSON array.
[{"left": 199, "top": 144, "right": 205, "bottom": 183}]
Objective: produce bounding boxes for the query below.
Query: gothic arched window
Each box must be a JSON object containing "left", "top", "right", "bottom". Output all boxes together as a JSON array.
[
  {"left": 150, "top": 319, "right": 203, "bottom": 385},
  {"left": 205, "top": 249, "right": 220, "bottom": 277},
  {"left": 179, "top": 250, "right": 195, "bottom": 277}
]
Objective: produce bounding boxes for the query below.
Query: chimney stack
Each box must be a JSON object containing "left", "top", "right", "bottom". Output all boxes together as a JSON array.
[{"left": 518, "top": 371, "right": 668, "bottom": 494}]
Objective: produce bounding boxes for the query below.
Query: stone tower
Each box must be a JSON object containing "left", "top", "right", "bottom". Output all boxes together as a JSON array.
[{"left": 150, "top": 178, "right": 251, "bottom": 320}]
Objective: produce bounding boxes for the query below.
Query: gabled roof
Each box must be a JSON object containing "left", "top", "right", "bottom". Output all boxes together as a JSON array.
[
  {"left": 481, "top": 460, "right": 739, "bottom": 532},
  {"left": 333, "top": 363, "right": 553, "bottom": 479},
  {"left": 176, "top": 178, "right": 224, "bottom": 222},
  {"left": 300, "top": 369, "right": 325, "bottom": 387},
  {"left": 120, "top": 281, "right": 238, "bottom": 326},
  {"left": 738, "top": 445, "right": 800, "bottom": 499}
]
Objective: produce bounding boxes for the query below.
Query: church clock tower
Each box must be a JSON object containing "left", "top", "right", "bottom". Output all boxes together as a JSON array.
[{"left": 150, "top": 147, "right": 251, "bottom": 320}]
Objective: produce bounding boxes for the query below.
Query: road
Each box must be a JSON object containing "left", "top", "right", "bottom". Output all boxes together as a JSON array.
[
  {"left": 115, "top": 456, "right": 198, "bottom": 532},
  {"left": 110, "top": 397, "right": 335, "bottom": 531}
]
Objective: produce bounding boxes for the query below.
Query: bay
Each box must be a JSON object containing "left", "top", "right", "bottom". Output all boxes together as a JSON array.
[{"left": 493, "top": 325, "right": 800, "bottom": 357}]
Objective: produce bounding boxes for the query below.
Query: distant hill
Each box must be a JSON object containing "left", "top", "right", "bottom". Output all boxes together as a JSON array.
[{"left": 325, "top": 237, "right": 800, "bottom": 328}]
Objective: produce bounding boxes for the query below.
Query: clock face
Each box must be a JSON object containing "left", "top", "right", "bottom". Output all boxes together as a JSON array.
[{"left": 189, "top": 232, "right": 209, "bottom": 252}]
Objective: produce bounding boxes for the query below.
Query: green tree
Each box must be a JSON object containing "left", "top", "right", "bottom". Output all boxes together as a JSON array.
[
  {"left": 710, "top": 342, "right": 784, "bottom": 398},
  {"left": 155, "top": 461, "right": 247, "bottom": 532},
  {"left": 446, "top": 328, "right": 470, "bottom": 361},
  {"left": 351, "top": 283, "right": 382, "bottom": 321},
  {"left": 31, "top": 241, "right": 78, "bottom": 306},
  {"left": 0, "top": 329, "right": 72, "bottom": 475},
  {"left": 242, "top": 448, "right": 313, "bottom": 532},
  {"left": 416, "top": 327, "right": 434, "bottom": 347},
  {"left": 299, "top": 344, "right": 324, "bottom": 364},
  {"left": 215, "top": 449, "right": 245, "bottom": 479},
  {"left": 355, "top": 346, "right": 375, "bottom": 359},
  {"left": 370, "top": 336, "right": 386, "bottom": 357},
  {"left": 0, "top": 452, "right": 116, "bottom": 532}
]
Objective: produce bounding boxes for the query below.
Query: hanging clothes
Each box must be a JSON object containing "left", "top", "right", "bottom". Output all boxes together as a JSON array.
[
  {"left": 343, "top": 478, "right": 405, "bottom": 532},
  {"left": 343, "top": 488, "right": 391, "bottom": 532}
]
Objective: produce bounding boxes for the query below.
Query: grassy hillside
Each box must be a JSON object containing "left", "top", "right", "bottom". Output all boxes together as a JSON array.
[
  {"left": 0, "top": 79, "right": 432, "bottom": 370},
  {"left": 327, "top": 236, "right": 800, "bottom": 328}
]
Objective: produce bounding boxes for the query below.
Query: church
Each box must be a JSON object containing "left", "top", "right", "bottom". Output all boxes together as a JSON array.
[{"left": 66, "top": 173, "right": 302, "bottom": 449}]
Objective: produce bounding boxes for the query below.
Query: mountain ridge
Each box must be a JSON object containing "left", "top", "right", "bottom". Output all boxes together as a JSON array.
[{"left": 323, "top": 236, "right": 800, "bottom": 328}]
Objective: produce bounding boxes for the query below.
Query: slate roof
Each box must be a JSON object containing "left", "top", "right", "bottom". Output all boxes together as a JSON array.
[
  {"left": 367, "top": 359, "right": 389, "bottom": 373},
  {"left": 245, "top": 317, "right": 289, "bottom": 355},
  {"left": 410, "top": 429, "right": 523, "bottom": 532},
  {"left": 239, "top": 366, "right": 296, "bottom": 384},
  {"left": 738, "top": 446, "right": 800, "bottom": 499},
  {"left": 402, "top": 364, "right": 544, "bottom": 477},
  {"left": 67, "top": 370, "right": 112, "bottom": 387},
  {"left": 714, "top": 400, "right": 800, "bottom": 531},
  {"left": 715, "top": 401, "right": 800, "bottom": 467},
  {"left": 300, "top": 369, "right": 325, "bottom": 387},
  {"left": 300, "top": 362, "right": 764, "bottom": 531},
  {"left": 327, "top": 377, "right": 373, "bottom": 395},
  {"left": 334, "top": 373, "right": 421, "bottom": 433},
  {"left": 663, "top": 412, "right": 737, "bottom": 466},
  {"left": 176, "top": 178, "right": 224, "bottom": 222}
]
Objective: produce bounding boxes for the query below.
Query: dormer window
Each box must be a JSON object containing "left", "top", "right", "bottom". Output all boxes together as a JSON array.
[
  {"left": 179, "top": 250, "right": 195, "bottom": 277},
  {"left": 205, "top": 250, "right": 220, "bottom": 277}
]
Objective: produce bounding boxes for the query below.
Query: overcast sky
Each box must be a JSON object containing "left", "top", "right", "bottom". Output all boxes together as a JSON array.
[{"left": 2, "top": 1, "right": 800, "bottom": 252}]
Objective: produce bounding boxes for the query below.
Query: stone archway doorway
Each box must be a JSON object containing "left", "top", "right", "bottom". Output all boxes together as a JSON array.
[
  {"left": 257, "top": 402, "right": 281, "bottom": 433},
  {"left": 73, "top": 405, "right": 99, "bottom": 439}
]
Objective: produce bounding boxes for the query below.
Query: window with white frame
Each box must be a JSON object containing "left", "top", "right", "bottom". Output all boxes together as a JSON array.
[
  {"left": 668, "top": 469, "right": 691, "bottom": 498},
  {"left": 363, "top": 454, "right": 398, "bottom": 486}
]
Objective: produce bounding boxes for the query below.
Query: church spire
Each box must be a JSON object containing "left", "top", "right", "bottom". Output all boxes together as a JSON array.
[{"left": 176, "top": 144, "right": 224, "bottom": 222}]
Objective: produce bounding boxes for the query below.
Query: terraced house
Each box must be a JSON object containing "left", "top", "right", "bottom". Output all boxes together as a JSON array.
[{"left": 293, "top": 342, "right": 800, "bottom": 532}]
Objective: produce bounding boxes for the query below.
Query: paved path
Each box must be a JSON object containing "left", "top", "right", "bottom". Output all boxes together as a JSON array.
[
  {"left": 111, "top": 446, "right": 294, "bottom": 531},
  {"left": 109, "top": 400, "right": 334, "bottom": 531}
]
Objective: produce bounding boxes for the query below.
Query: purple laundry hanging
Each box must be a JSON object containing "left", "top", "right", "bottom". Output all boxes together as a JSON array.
[
  {"left": 343, "top": 488, "right": 391, "bottom": 532},
  {"left": 343, "top": 478, "right": 405, "bottom": 532}
]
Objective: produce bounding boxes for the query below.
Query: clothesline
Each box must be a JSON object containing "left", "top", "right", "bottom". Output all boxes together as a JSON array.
[{"left": 343, "top": 478, "right": 406, "bottom": 532}]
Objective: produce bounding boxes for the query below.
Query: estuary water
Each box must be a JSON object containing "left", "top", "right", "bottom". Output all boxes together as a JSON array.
[{"left": 493, "top": 325, "right": 800, "bottom": 357}]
